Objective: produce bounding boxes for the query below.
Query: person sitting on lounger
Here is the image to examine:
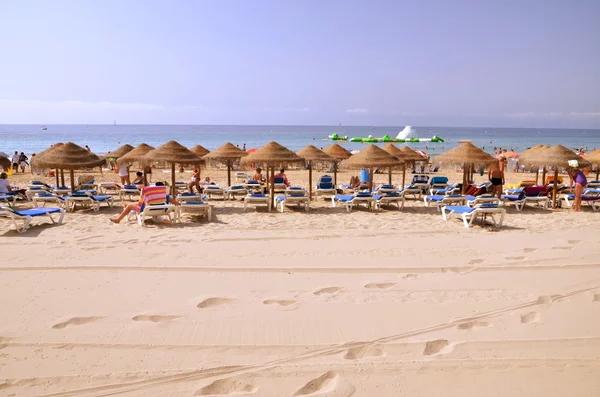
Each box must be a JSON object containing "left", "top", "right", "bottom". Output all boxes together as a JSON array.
[
  {"left": 252, "top": 167, "right": 265, "bottom": 184},
  {"left": 132, "top": 171, "right": 144, "bottom": 185},
  {"left": 0, "top": 172, "right": 13, "bottom": 194},
  {"left": 110, "top": 182, "right": 168, "bottom": 223},
  {"left": 273, "top": 169, "right": 290, "bottom": 187},
  {"left": 349, "top": 175, "right": 361, "bottom": 189},
  {"left": 188, "top": 168, "right": 202, "bottom": 194}
]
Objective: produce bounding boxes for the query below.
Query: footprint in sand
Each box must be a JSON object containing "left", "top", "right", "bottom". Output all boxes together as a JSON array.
[
  {"left": 402, "top": 273, "right": 418, "bottom": 279},
  {"left": 314, "top": 287, "right": 343, "bottom": 296},
  {"left": 537, "top": 294, "right": 562, "bottom": 304},
  {"left": 568, "top": 240, "right": 582, "bottom": 245},
  {"left": 594, "top": 294, "right": 600, "bottom": 302},
  {"left": 552, "top": 246, "right": 573, "bottom": 250},
  {"left": 294, "top": 371, "right": 355, "bottom": 397},
  {"left": 263, "top": 300, "right": 297, "bottom": 307},
  {"left": 521, "top": 312, "right": 540, "bottom": 324},
  {"left": 344, "top": 344, "right": 385, "bottom": 360},
  {"left": 523, "top": 248, "right": 537, "bottom": 253},
  {"left": 132, "top": 315, "right": 182, "bottom": 323},
  {"left": 423, "top": 339, "right": 450, "bottom": 355},
  {"left": 195, "top": 378, "right": 256, "bottom": 396},
  {"left": 197, "top": 298, "right": 235, "bottom": 309},
  {"left": 505, "top": 256, "right": 526, "bottom": 260},
  {"left": 457, "top": 321, "right": 489, "bottom": 330},
  {"left": 52, "top": 317, "right": 103, "bottom": 329},
  {"left": 469, "top": 259, "right": 486, "bottom": 265},
  {"left": 364, "top": 282, "right": 395, "bottom": 289}
]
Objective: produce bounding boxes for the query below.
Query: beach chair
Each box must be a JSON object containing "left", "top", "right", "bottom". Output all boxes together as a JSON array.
[
  {"left": 175, "top": 181, "right": 188, "bottom": 193},
  {"left": 52, "top": 186, "right": 72, "bottom": 195},
  {"left": 126, "top": 185, "right": 175, "bottom": 226},
  {"left": 204, "top": 185, "right": 226, "bottom": 200},
  {"left": 226, "top": 185, "right": 248, "bottom": 200},
  {"left": 429, "top": 176, "right": 449, "bottom": 190},
  {"left": 119, "top": 184, "right": 141, "bottom": 202},
  {"left": 430, "top": 183, "right": 458, "bottom": 195},
  {"left": 25, "top": 186, "right": 52, "bottom": 200},
  {"left": 466, "top": 195, "right": 500, "bottom": 207},
  {"left": 315, "top": 175, "right": 337, "bottom": 197},
  {"left": 374, "top": 191, "right": 405, "bottom": 210},
  {"left": 0, "top": 194, "right": 17, "bottom": 208},
  {"left": 243, "top": 193, "right": 271, "bottom": 212},
  {"left": 273, "top": 177, "right": 287, "bottom": 194},
  {"left": 62, "top": 192, "right": 114, "bottom": 212},
  {"left": 375, "top": 184, "right": 398, "bottom": 194},
  {"left": 0, "top": 205, "right": 65, "bottom": 233},
  {"left": 560, "top": 193, "right": 600, "bottom": 211},
  {"left": 76, "top": 175, "right": 97, "bottom": 191},
  {"left": 275, "top": 188, "right": 310, "bottom": 213},
  {"left": 28, "top": 180, "right": 52, "bottom": 189},
  {"left": 98, "top": 182, "right": 121, "bottom": 194},
  {"left": 331, "top": 191, "right": 376, "bottom": 212},
  {"left": 402, "top": 184, "right": 423, "bottom": 199},
  {"left": 32, "top": 192, "right": 63, "bottom": 208},
  {"left": 411, "top": 175, "right": 430, "bottom": 193},
  {"left": 441, "top": 203, "right": 506, "bottom": 228},
  {"left": 424, "top": 194, "right": 467, "bottom": 211},
  {"left": 177, "top": 196, "right": 212, "bottom": 222},
  {"left": 586, "top": 180, "right": 600, "bottom": 189},
  {"left": 235, "top": 172, "right": 248, "bottom": 182},
  {"left": 501, "top": 186, "right": 548, "bottom": 211},
  {"left": 244, "top": 180, "right": 263, "bottom": 193}
]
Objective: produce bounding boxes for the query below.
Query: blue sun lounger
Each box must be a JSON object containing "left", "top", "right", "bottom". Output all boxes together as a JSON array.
[
  {"left": 441, "top": 203, "right": 506, "bottom": 228},
  {"left": 0, "top": 206, "right": 65, "bottom": 233}
]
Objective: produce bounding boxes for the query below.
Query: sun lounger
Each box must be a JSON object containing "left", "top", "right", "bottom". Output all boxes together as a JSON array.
[
  {"left": 560, "top": 193, "right": 600, "bottom": 211},
  {"left": 466, "top": 195, "right": 500, "bottom": 207},
  {"left": 424, "top": 194, "right": 467, "bottom": 211},
  {"left": 373, "top": 192, "right": 405, "bottom": 210},
  {"left": 244, "top": 180, "right": 263, "bottom": 193},
  {"left": 52, "top": 186, "right": 72, "bottom": 195},
  {"left": 243, "top": 193, "right": 271, "bottom": 212},
  {"left": 177, "top": 199, "right": 212, "bottom": 222},
  {"left": 0, "top": 195, "right": 17, "bottom": 208},
  {"left": 273, "top": 177, "right": 287, "bottom": 194},
  {"left": 501, "top": 186, "right": 548, "bottom": 211},
  {"left": 203, "top": 185, "right": 226, "bottom": 199},
  {"left": 129, "top": 203, "right": 176, "bottom": 226},
  {"left": 0, "top": 205, "right": 65, "bottom": 233},
  {"left": 331, "top": 192, "right": 376, "bottom": 212},
  {"left": 586, "top": 180, "right": 600, "bottom": 188},
  {"left": 98, "top": 182, "right": 121, "bottom": 194},
  {"left": 441, "top": 203, "right": 506, "bottom": 228},
  {"left": 375, "top": 184, "right": 398, "bottom": 194},
  {"left": 119, "top": 184, "right": 141, "bottom": 202},
  {"left": 402, "top": 185, "right": 423, "bottom": 199},
  {"left": 235, "top": 172, "right": 248, "bottom": 182},
  {"left": 275, "top": 188, "right": 310, "bottom": 213},
  {"left": 32, "top": 192, "right": 63, "bottom": 207},
  {"left": 25, "top": 186, "right": 52, "bottom": 200},
  {"left": 62, "top": 193, "right": 114, "bottom": 212},
  {"left": 226, "top": 185, "right": 248, "bottom": 200},
  {"left": 316, "top": 175, "right": 337, "bottom": 197},
  {"left": 430, "top": 184, "right": 458, "bottom": 195}
]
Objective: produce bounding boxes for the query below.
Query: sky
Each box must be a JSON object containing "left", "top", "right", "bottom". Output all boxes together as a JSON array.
[{"left": 0, "top": 0, "right": 599, "bottom": 128}]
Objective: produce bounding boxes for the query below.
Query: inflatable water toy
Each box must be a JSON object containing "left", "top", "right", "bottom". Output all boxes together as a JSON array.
[
  {"left": 347, "top": 134, "right": 445, "bottom": 143},
  {"left": 328, "top": 133, "right": 348, "bottom": 141}
]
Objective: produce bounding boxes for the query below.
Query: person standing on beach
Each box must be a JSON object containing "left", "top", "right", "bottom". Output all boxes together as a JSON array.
[
  {"left": 243, "top": 143, "right": 246, "bottom": 151},
  {"left": 85, "top": 145, "right": 91, "bottom": 152},
  {"left": 569, "top": 160, "right": 589, "bottom": 212},
  {"left": 488, "top": 159, "right": 505, "bottom": 199},
  {"left": 18, "top": 152, "right": 29, "bottom": 173},
  {"left": 11, "top": 151, "right": 19, "bottom": 173}
]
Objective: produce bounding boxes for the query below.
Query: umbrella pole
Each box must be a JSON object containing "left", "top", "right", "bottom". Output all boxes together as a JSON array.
[
  {"left": 143, "top": 168, "right": 148, "bottom": 186},
  {"left": 171, "top": 163, "right": 176, "bottom": 198},
  {"left": 227, "top": 159, "right": 232, "bottom": 187},
  {"left": 552, "top": 168, "right": 558, "bottom": 209},
  {"left": 369, "top": 167, "right": 374, "bottom": 192},
  {"left": 402, "top": 165, "right": 406, "bottom": 189},
  {"left": 308, "top": 160, "right": 313, "bottom": 201},
  {"left": 462, "top": 163, "right": 467, "bottom": 194},
  {"left": 388, "top": 166, "right": 392, "bottom": 185},
  {"left": 270, "top": 165, "right": 275, "bottom": 210},
  {"left": 535, "top": 170, "right": 539, "bottom": 185},
  {"left": 542, "top": 167, "right": 547, "bottom": 185},
  {"left": 333, "top": 162, "right": 338, "bottom": 186},
  {"left": 60, "top": 169, "right": 65, "bottom": 187},
  {"left": 596, "top": 167, "right": 599, "bottom": 180},
  {"left": 55, "top": 168, "right": 59, "bottom": 187},
  {"left": 70, "top": 170, "right": 75, "bottom": 193}
]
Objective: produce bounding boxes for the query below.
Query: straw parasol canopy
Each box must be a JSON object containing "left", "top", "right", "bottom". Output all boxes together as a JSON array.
[
  {"left": 522, "top": 144, "right": 591, "bottom": 209},
  {"left": 434, "top": 142, "right": 495, "bottom": 194},
  {"left": 339, "top": 145, "right": 403, "bottom": 191},
  {"left": 190, "top": 144, "right": 210, "bottom": 157},
  {"left": 585, "top": 149, "right": 600, "bottom": 179},
  {"left": 104, "top": 144, "right": 134, "bottom": 160},
  {"left": 33, "top": 142, "right": 105, "bottom": 192},
  {"left": 31, "top": 143, "right": 65, "bottom": 185},
  {"left": 323, "top": 143, "right": 352, "bottom": 185},
  {"left": 140, "top": 141, "right": 205, "bottom": 196},
  {"left": 382, "top": 143, "right": 411, "bottom": 186},
  {"left": 242, "top": 141, "right": 305, "bottom": 209},
  {"left": 296, "top": 145, "right": 335, "bottom": 201},
  {"left": 204, "top": 142, "right": 248, "bottom": 187},
  {"left": 117, "top": 143, "right": 155, "bottom": 165},
  {"left": 399, "top": 146, "right": 427, "bottom": 163}
]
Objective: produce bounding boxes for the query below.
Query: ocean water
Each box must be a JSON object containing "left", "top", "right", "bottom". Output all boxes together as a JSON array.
[{"left": 1, "top": 124, "right": 599, "bottom": 158}]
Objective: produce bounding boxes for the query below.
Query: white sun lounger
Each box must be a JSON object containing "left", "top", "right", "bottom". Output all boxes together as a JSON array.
[
  {"left": 204, "top": 185, "right": 226, "bottom": 200},
  {"left": 275, "top": 188, "right": 310, "bottom": 213},
  {"left": 98, "top": 182, "right": 121, "bottom": 194},
  {"left": 62, "top": 194, "right": 114, "bottom": 212},
  {"left": 332, "top": 193, "right": 376, "bottom": 212},
  {"left": 0, "top": 195, "right": 17, "bottom": 208},
  {"left": 442, "top": 204, "right": 506, "bottom": 228},
  {"left": 32, "top": 192, "right": 64, "bottom": 208},
  {"left": 235, "top": 172, "right": 248, "bottom": 182},
  {"left": 243, "top": 193, "right": 271, "bottom": 212},
  {"left": 177, "top": 200, "right": 212, "bottom": 222},
  {"left": 128, "top": 203, "right": 176, "bottom": 226},
  {"left": 560, "top": 193, "right": 600, "bottom": 211},
  {"left": 374, "top": 192, "right": 405, "bottom": 210},
  {"left": 424, "top": 194, "right": 467, "bottom": 211},
  {"left": 0, "top": 206, "right": 65, "bottom": 233},
  {"left": 226, "top": 185, "right": 249, "bottom": 200}
]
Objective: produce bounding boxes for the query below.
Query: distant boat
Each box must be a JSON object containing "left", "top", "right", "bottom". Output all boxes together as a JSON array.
[{"left": 41, "top": 125, "right": 47, "bottom": 130}]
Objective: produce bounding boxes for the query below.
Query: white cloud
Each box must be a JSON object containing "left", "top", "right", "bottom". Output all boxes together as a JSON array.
[
  {"left": 345, "top": 108, "right": 369, "bottom": 114},
  {"left": 568, "top": 112, "right": 600, "bottom": 119},
  {"left": 504, "top": 112, "right": 535, "bottom": 118},
  {"left": 542, "top": 112, "right": 563, "bottom": 117}
]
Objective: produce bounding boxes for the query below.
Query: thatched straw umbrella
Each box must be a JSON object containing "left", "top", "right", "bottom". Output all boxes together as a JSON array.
[
  {"left": 0, "top": 155, "right": 10, "bottom": 172},
  {"left": 339, "top": 145, "right": 403, "bottom": 191},
  {"left": 522, "top": 144, "right": 591, "bottom": 209},
  {"left": 399, "top": 146, "right": 429, "bottom": 186},
  {"left": 203, "top": 143, "right": 248, "bottom": 187},
  {"left": 31, "top": 143, "right": 65, "bottom": 186},
  {"left": 117, "top": 143, "right": 155, "bottom": 185},
  {"left": 584, "top": 149, "right": 600, "bottom": 180},
  {"left": 140, "top": 141, "right": 205, "bottom": 197},
  {"left": 33, "top": 142, "right": 105, "bottom": 192},
  {"left": 323, "top": 144, "right": 352, "bottom": 186},
  {"left": 105, "top": 144, "right": 134, "bottom": 160},
  {"left": 296, "top": 145, "right": 335, "bottom": 200},
  {"left": 433, "top": 142, "right": 495, "bottom": 194},
  {"left": 241, "top": 141, "right": 305, "bottom": 209},
  {"left": 382, "top": 143, "right": 410, "bottom": 187},
  {"left": 519, "top": 144, "right": 548, "bottom": 184},
  {"left": 190, "top": 145, "right": 210, "bottom": 157}
]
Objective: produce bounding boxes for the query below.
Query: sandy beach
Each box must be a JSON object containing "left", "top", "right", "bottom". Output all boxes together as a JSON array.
[{"left": 1, "top": 167, "right": 600, "bottom": 396}]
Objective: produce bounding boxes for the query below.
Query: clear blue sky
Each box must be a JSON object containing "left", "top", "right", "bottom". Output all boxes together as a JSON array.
[{"left": 1, "top": 0, "right": 599, "bottom": 127}]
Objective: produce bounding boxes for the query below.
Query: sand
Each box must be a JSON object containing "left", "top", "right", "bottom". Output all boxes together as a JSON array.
[{"left": 1, "top": 166, "right": 600, "bottom": 396}]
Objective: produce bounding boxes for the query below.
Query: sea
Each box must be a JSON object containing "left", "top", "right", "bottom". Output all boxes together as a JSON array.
[{"left": 1, "top": 124, "right": 599, "bottom": 158}]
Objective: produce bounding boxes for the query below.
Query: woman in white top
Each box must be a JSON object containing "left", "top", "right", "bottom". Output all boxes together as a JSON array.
[
  {"left": 118, "top": 164, "right": 131, "bottom": 185},
  {"left": 0, "top": 172, "right": 13, "bottom": 194}
]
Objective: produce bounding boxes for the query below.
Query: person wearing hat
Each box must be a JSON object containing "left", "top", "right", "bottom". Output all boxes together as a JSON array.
[{"left": 568, "top": 160, "right": 589, "bottom": 212}]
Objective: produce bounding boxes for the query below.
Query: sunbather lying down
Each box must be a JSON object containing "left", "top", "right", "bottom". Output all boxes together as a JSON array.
[{"left": 111, "top": 182, "right": 169, "bottom": 224}]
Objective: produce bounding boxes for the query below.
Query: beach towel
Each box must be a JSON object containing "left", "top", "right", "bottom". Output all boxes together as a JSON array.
[{"left": 137, "top": 185, "right": 167, "bottom": 212}]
